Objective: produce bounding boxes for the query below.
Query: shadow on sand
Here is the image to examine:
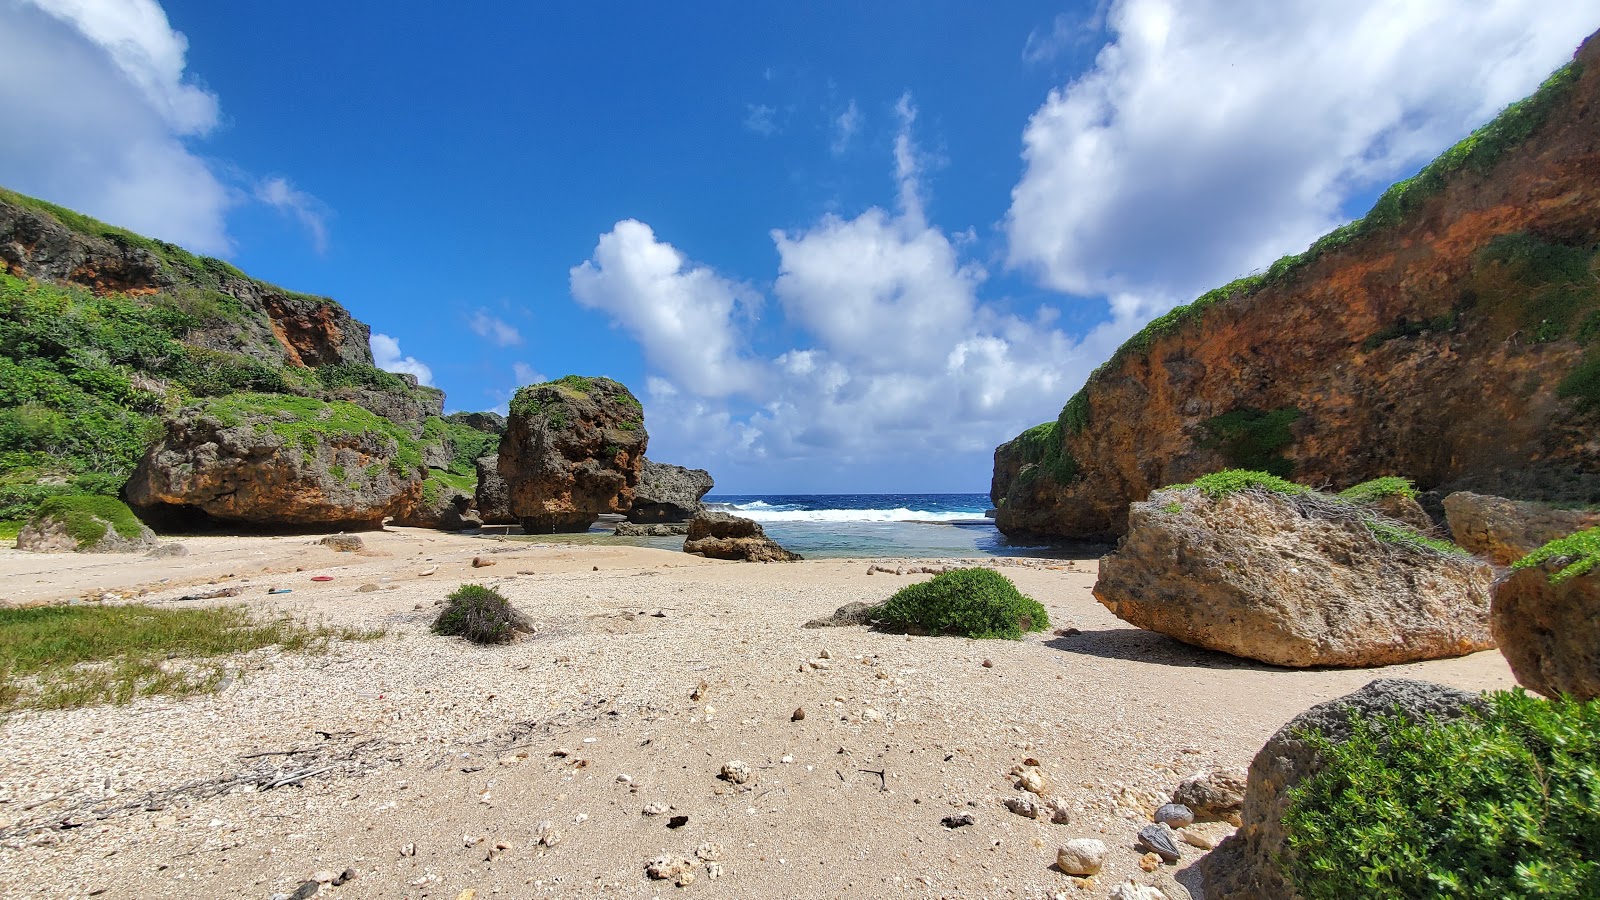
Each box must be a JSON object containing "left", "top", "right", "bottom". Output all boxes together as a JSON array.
[{"left": 1043, "top": 627, "right": 1291, "bottom": 672}]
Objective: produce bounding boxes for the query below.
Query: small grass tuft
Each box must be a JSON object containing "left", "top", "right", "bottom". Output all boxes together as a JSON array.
[
  {"left": 1338, "top": 476, "right": 1419, "bottom": 503},
  {"left": 871, "top": 568, "right": 1049, "bottom": 640},
  {"left": 0, "top": 520, "right": 21, "bottom": 543},
  {"left": 433, "top": 584, "right": 532, "bottom": 645},
  {"left": 1283, "top": 689, "right": 1600, "bottom": 899},
  {"left": 1169, "top": 469, "right": 1310, "bottom": 499},
  {"left": 1365, "top": 519, "right": 1470, "bottom": 557},
  {"left": 0, "top": 604, "right": 381, "bottom": 711},
  {"left": 1512, "top": 526, "right": 1600, "bottom": 583}
]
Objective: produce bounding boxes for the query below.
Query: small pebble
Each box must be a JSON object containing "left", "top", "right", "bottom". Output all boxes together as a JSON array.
[
  {"left": 941, "top": 814, "right": 976, "bottom": 829},
  {"left": 642, "top": 802, "right": 669, "bottom": 816},
  {"left": 1136, "top": 823, "right": 1182, "bottom": 863},
  {"left": 981, "top": 659, "right": 993, "bottom": 668},
  {"left": 1056, "top": 838, "right": 1106, "bottom": 876},
  {"left": 791, "top": 707, "right": 806, "bottom": 722},
  {"left": 1154, "top": 803, "right": 1194, "bottom": 828},
  {"left": 720, "top": 760, "right": 752, "bottom": 784}
]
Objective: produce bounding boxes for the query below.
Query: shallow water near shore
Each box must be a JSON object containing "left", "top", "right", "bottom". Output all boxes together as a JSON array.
[{"left": 499, "top": 492, "right": 1074, "bottom": 558}]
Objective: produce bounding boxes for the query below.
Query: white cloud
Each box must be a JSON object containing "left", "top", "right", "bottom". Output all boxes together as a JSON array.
[
  {"left": 512, "top": 362, "right": 545, "bottom": 385},
  {"left": 255, "top": 177, "right": 329, "bottom": 253},
  {"left": 831, "top": 99, "right": 860, "bottom": 155},
  {"left": 0, "top": 0, "right": 231, "bottom": 252},
  {"left": 370, "top": 334, "right": 434, "bottom": 386},
  {"left": 743, "top": 103, "right": 778, "bottom": 136},
  {"left": 469, "top": 309, "right": 523, "bottom": 347},
  {"left": 1006, "top": 0, "right": 1597, "bottom": 301},
  {"left": 570, "top": 219, "right": 766, "bottom": 397},
  {"left": 1022, "top": 6, "right": 1108, "bottom": 66}
]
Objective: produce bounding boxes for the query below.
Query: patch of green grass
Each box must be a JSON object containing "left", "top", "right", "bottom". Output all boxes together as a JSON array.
[
  {"left": 0, "top": 520, "right": 20, "bottom": 542},
  {"left": 1366, "top": 519, "right": 1469, "bottom": 557},
  {"left": 1160, "top": 501, "right": 1183, "bottom": 514},
  {"left": 1012, "top": 420, "right": 1080, "bottom": 487},
  {"left": 433, "top": 584, "right": 530, "bottom": 645},
  {"left": 871, "top": 568, "right": 1049, "bottom": 640},
  {"left": 1363, "top": 311, "right": 1460, "bottom": 350},
  {"left": 1558, "top": 356, "right": 1600, "bottom": 412},
  {"left": 1283, "top": 689, "right": 1600, "bottom": 899},
  {"left": 1512, "top": 526, "right": 1600, "bottom": 583},
  {"left": 1059, "top": 390, "right": 1090, "bottom": 435},
  {"left": 0, "top": 603, "right": 382, "bottom": 711},
  {"left": 28, "top": 495, "right": 145, "bottom": 546},
  {"left": 1170, "top": 468, "right": 1310, "bottom": 499},
  {"left": 1339, "top": 476, "right": 1418, "bottom": 503},
  {"left": 202, "top": 393, "right": 425, "bottom": 472},
  {"left": 432, "top": 469, "right": 477, "bottom": 492},
  {"left": 1200, "top": 407, "right": 1301, "bottom": 476}
]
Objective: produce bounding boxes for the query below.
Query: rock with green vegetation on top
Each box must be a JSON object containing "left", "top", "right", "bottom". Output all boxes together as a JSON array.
[
  {"left": 500, "top": 376, "right": 648, "bottom": 533},
  {"left": 1491, "top": 527, "right": 1600, "bottom": 699},
  {"left": 1094, "top": 470, "right": 1493, "bottom": 667},
  {"left": 1337, "top": 476, "right": 1432, "bottom": 531},
  {"left": 1443, "top": 490, "right": 1600, "bottom": 566},
  {"left": 125, "top": 393, "right": 425, "bottom": 529},
  {"left": 391, "top": 472, "right": 482, "bottom": 531},
  {"left": 16, "top": 495, "right": 156, "bottom": 552}
]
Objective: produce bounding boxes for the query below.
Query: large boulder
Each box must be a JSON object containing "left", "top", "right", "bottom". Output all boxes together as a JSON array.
[
  {"left": 1094, "top": 484, "right": 1495, "bottom": 667},
  {"left": 390, "top": 475, "right": 482, "bottom": 532},
  {"left": 474, "top": 454, "right": 516, "bottom": 525},
  {"left": 500, "top": 376, "right": 648, "bottom": 533},
  {"left": 1491, "top": 540, "right": 1600, "bottom": 699},
  {"left": 1443, "top": 491, "right": 1600, "bottom": 566},
  {"left": 125, "top": 394, "right": 424, "bottom": 530},
  {"left": 1200, "top": 679, "right": 1483, "bottom": 900},
  {"left": 683, "top": 511, "right": 801, "bottom": 562},
  {"left": 16, "top": 496, "right": 158, "bottom": 553},
  {"left": 628, "top": 459, "right": 713, "bottom": 523}
]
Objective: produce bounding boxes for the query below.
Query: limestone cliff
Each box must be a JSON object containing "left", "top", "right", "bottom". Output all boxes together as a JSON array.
[{"left": 994, "top": 34, "right": 1600, "bottom": 541}]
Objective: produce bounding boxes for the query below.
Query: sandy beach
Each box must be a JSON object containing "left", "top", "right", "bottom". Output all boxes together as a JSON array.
[{"left": 0, "top": 529, "right": 1515, "bottom": 899}]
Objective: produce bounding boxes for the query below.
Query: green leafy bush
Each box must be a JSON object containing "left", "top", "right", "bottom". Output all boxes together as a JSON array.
[
  {"left": 1338, "top": 476, "right": 1418, "bottom": 503},
  {"left": 432, "top": 584, "right": 531, "bottom": 645},
  {"left": 1200, "top": 407, "right": 1301, "bottom": 475},
  {"left": 872, "top": 568, "right": 1049, "bottom": 640},
  {"left": 1283, "top": 690, "right": 1600, "bottom": 899},
  {"left": 1012, "top": 420, "right": 1079, "bottom": 486},
  {"left": 27, "top": 495, "right": 146, "bottom": 546},
  {"left": 1169, "top": 469, "right": 1310, "bottom": 498},
  {"left": 1512, "top": 526, "right": 1600, "bottom": 583}
]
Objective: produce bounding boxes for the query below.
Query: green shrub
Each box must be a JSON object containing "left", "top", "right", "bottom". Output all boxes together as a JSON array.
[
  {"left": 28, "top": 495, "right": 146, "bottom": 546},
  {"left": 1512, "top": 526, "right": 1600, "bottom": 583},
  {"left": 1169, "top": 469, "right": 1310, "bottom": 498},
  {"left": 1012, "top": 420, "right": 1079, "bottom": 486},
  {"left": 1199, "top": 407, "right": 1301, "bottom": 475},
  {"left": 1365, "top": 519, "right": 1470, "bottom": 557},
  {"left": 433, "top": 584, "right": 531, "bottom": 644},
  {"left": 1283, "top": 689, "right": 1600, "bottom": 899},
  {"left": 872, "top": 568, "right": 1049, "bottom": 640},
  {"left": 1338, "top": 476, "right": 1419, "bottom": 503}
]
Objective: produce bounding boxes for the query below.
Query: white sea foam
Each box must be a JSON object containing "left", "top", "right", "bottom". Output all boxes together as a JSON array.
[{"left": 731, "top": 507, "right": 982, "bottom": 524}]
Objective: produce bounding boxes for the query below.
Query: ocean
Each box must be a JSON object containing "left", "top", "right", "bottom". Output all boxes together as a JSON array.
[{"left": 512, "top": 493, "right": 1067, "bottom": 559}]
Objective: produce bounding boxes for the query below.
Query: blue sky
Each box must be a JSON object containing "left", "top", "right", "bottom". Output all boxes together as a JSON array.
[{"left": 1, "top": 2, "right": 1596, "bottom": 492}]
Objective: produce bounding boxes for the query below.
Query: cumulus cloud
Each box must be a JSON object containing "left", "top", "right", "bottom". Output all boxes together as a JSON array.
[
  {"left": 570, "top": 219, "right": 766, "bottom": 397},
  {"left": 255, "top": 177, "right": 329, "bottom": 253},
  {"left": 831, "top": 99, "right": 861, "bottom": 155},
  {"left": 512, "top": 362, "right": 545, "bottom": 386},
  {"left": 370, "top": 334, "right": 434, "bottom": 386},
  {"left": 469, "top": 309, "right": 523, "bottom": 347},
  {"left": 0, "top": 0, "right": 231, "bottom": 252},
  {"left": 1006, "top": 0, "right": 1596, "bottom": 300}
]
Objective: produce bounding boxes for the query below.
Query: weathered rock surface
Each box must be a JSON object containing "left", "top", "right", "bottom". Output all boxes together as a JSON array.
[
  {"left": 994, "top": 37, "right": 1600, "bottom": 541},
  {"left": 803, "top": 601, "right": 875, "bottom": 628},
  {"left": 391, "top": 478, "right": 482, "bottom": 532},
  {"left": 16, "top": 506, "right": 157, "bottom": 553},
  {"left": 474, "top": 454, "right": 516, "bottom": 525},
  {"left": 500, "top": 377, "right": 648, "bottom": 533},
  {"left": 683, "top": 511, "right": 801, "bottom": 562},
  {"left": 1443, "top": 491, "right": 1600, "bottom": 566},
  {"left": 1171, "top": 769, "right": 1246, "bottom": 825},
  {"left": 1094, "top": 487, "right": 1495, "bottom": 667},
  {"left": 1200, "top": 679, "right": 1483, "bottom": 900},
  {"left": 445, "top": 411, "right": 506, "bottom": 435},
  {"left": 1492, "top": 561, "right": 1600, "bottom": 699},
  {"left": 614, "top": 522, "right": 688, "bottom": 536},
  {"left": 125, "top": 398, "right": 422, "bottom": 529},
  {"left": 1361, "top": 492, "right": 1434, "bottom": 532},
  {"left": 628, "top": 459, "right": 713, "bottom": 523}
]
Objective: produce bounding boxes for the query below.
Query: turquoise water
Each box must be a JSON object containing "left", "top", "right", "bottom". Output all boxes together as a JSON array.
[{"left": 509, "top": 493, "right": 1066, "bottom": 559}]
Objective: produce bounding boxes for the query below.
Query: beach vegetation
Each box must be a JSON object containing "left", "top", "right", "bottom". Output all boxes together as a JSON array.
[
  {"left": 27, "top": 495, "right": 146, "bottom": 547},
  {"left": 1511, "top": 526, "right": 1600, "bottom": 583},
  {"left": 1012, "top": 420, "right": 1079, "bottom": 486},
  {"left": 1282, "top": 689, "right": 1600, "bottom": 899},
  {"left": 433, "top": 583, "right": 533, "bottom": 645},
  {"left": 1170, "top": 469, "right": 1309, "bottom": 498},
  {"left": 1199, "top": 407, "right": 1300, "bottom": 476},
  {"left": 0, "top": 604, "right": 382, "bottom": 712},
  {"left": 1364, "top": 519, "right": 1470, "bottom": 557},
  {"left": 202, "top": 393, "right": 426, "bottom": 472},
  {"left": 872, "top": 568, "right": 1049, "bottom": 640},
  {"left": 1338, "top": 476, "right": 1418, "bottom": 503}
]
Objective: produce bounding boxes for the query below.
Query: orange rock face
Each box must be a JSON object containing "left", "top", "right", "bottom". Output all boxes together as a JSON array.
[
  {"left": 499, "top": 377, "right": 649, "bottom": 533},
  {"left": 995, "top": 35, "right": 1600, "bottom": 541}
]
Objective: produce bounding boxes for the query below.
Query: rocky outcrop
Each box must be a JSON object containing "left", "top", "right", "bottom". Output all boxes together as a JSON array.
[
  {"left": 683, "top": 511, "right": 801, "bottom": 562},
  {"left": 125, "top": 396, "right": 423, "bottom": 529},
  {"left": 1443, "top": 491, "right": 1600, "bottom": 565},
  {"left": 391, "top": 478, "right": 482, "bottom": 531},
  {"left": 1093, "top": 486, "right": 1495, "bottom": 667},
  {"left": 1491, "top": 557, "right": 1600, "bottom": 699},
  {"left": 500, "top": 376, "right": 648, "bottom": 533},
  {"left": 474, "top": 454, "right": 516, "bottom": 525},
  {"left": 615, "top": 522, "right": 688, "bottom": 536},
  {"left": 628, "top": 460, "right": 713, "bottom": 523},
  {"left": 0, "top": 190, "right": 371, "bottom": 370},
  {"left": 16, "top": 496, "right": 157, "bottom": 553},
  {"left": 446, "top": 411, "right": 506, "bottom": 435},
  {"left": 994, "top": 36, "right": 1600, "bottom": 541},
  {"left": 1200, "top": 679, "right": 1483, "bottom": 900}
]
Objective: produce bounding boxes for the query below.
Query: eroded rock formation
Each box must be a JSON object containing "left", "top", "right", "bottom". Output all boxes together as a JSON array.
[
  {"left": 1443, "top": 491, "right": 1600, "bottom": 565},
  {"left": 1492, "top": 558, "right": 1600, "bottom": 699},
  {"left": 629, "top": 460, "right": 714, "bottom": 523},
  {"left": 499, "top": 376, "right": 647, "bottom": 533},
  {"left": 994, "top": 37, "right": 1600, "bottom": 541},
  {"left": 683, "top": 511, "right": 801, "bottom": 562},
  {"left": 1093, "top": 486, "right": 1495, "bottom": 667}
]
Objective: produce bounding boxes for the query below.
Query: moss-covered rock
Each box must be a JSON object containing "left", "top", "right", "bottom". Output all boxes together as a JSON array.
[
  {"left": 501, "top": 376, "right": 647, "bottom": 533},
  {"left": 16, "top": 495, "right": 156, "bottom": 552}
]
